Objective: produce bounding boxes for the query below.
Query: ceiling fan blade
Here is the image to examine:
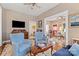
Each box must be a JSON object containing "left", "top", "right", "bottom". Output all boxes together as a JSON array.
[
  {"left": 35, "top": 4, "right": 40, "bottom": 8},
  {"left": 24, "top": 3, "right": 32, "bottom": 5},
  {"left": 24, "top": 3, "right": 37, "bottom": 6}
]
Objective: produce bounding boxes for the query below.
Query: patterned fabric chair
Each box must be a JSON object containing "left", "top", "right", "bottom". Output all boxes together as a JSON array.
[
  {"left": 35, "top": 32, "right": 47, "bottom": 47},
  {"left": 10, "top": 33, "right": 31, "bottom": 56}
]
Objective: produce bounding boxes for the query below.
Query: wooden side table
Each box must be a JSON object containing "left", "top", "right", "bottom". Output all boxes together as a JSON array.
[{"left": 30, "top": 45, "right": 53, "bottom": 56}]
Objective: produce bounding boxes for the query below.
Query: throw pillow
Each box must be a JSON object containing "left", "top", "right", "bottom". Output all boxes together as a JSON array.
[{"left": 69, "top": 43, "right": 79, "bottom": 56}]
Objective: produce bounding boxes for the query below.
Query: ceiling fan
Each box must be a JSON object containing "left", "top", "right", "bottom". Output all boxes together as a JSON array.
[{"left": 24, "top": 3, "right": 40, "bottom": 9}]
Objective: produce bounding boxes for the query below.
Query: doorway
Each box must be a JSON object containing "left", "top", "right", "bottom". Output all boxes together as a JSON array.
[{"left": 44, "top": 10, "right": 68, "bottom": 51}]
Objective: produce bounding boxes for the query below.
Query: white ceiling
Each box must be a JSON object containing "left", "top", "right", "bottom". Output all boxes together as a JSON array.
[{"left": 1, "top": 3, "right": 59, "bottom": 16}]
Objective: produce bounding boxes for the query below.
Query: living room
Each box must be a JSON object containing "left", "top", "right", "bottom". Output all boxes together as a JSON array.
[{"left": 0, "top": 3, "right": 79, "bottom": 56}]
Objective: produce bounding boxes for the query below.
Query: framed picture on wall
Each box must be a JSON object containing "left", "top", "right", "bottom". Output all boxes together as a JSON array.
[
  {"left": 69, "top": 15, "right": 79, "bottom": 26},
  {"left": 37, "top": 20, "right": 42, "bottom": 28}
]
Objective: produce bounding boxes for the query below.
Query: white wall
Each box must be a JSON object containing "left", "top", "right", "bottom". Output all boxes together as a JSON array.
[{"left": 0, "top": 6, "right": 2, "bottom": 46}]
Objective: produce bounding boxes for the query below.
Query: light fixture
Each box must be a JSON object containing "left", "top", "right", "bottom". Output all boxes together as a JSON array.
[
  {"left": 57, "top": 16, "right": 65, "bottom": 20},
  {"left": 24, "top": 3, "right": 40, "bottom": 10}
]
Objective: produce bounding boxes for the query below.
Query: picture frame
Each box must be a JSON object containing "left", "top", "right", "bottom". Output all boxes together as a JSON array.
[
  {"left": 69, "top": 15, "right": 79, "bottom": 26},
  {"left": 37, "top": 20, "right": 42, "bottom": 28}
]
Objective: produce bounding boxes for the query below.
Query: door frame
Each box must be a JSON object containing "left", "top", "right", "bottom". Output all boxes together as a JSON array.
[{"left": 44, "top": 10, "right": 69, "bottom": 45}]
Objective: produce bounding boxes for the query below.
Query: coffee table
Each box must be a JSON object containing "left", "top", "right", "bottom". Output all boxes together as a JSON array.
[{"left": 30, "top": 45, "right": 53, "bottom": 56}]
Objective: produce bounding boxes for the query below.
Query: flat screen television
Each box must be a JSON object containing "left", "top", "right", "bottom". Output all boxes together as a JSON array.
[{"left": 12, "top": 20, "right": 25, "bottom": 28}]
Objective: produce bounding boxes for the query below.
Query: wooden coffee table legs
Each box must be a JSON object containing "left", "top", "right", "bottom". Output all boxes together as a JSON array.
[{"left": 30, "top": 45, "right": 53, "bottom": 56}]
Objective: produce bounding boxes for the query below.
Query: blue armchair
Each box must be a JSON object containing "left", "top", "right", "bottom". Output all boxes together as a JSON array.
[
  {"left": 35, "top": 31, "right": 47, "bottom": 47},
  {"left": 10, "top": 33, "right": 32, "bottom": 56}
]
